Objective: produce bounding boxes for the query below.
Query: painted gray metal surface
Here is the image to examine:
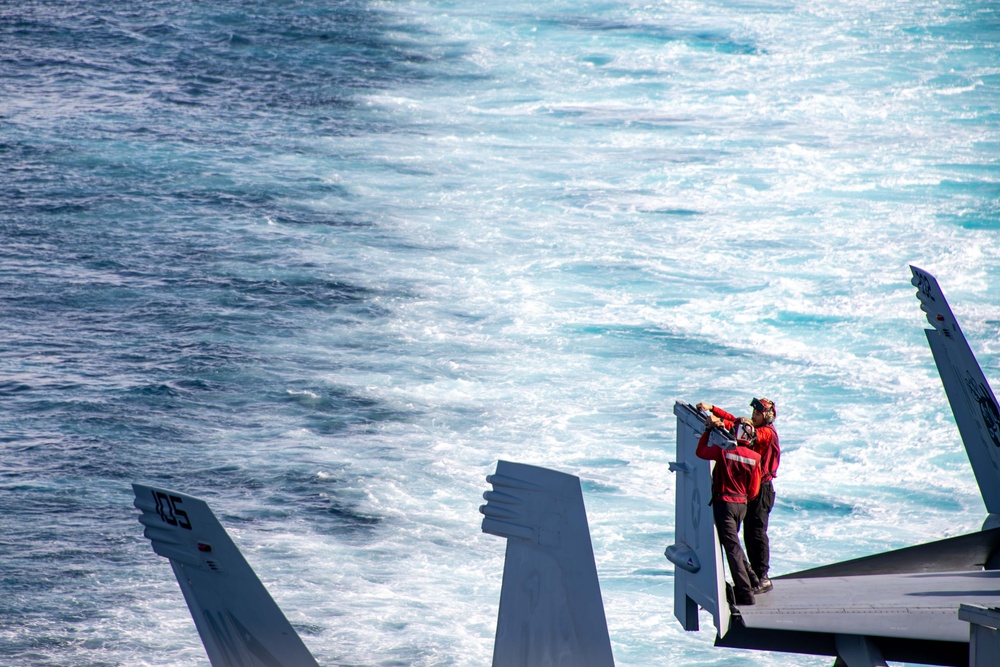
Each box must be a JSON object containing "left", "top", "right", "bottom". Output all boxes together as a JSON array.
[
  {"left": 785, "top": 528, "right": 1000, "bottom": 579},
  {"left": 667, "top": 267, "right": 1000, "bottom": 666},
  {"left": 912, "top": 265, "right": 1000, "bottom": 517},
  {"left": 666, "top": 402, "right": 730, "bottom": 638},
  {"left": 834, "top": 635, "right": 887, "bottom": 667},
  {"left": 133, "top": 484, "right": 321, "bottom": 667},
  {"left": 960, "top": 605, "right": 1000, "bottom": 667},
  {"left": 740, "top": 571, "right": 1000, "bottom": 642},
  {"left": 481, "top": 460, "right": 615, "bottom": 667}
]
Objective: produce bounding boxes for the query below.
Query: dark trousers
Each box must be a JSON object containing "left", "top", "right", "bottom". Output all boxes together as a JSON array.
[
  {"left": 744, "top": 480, "right": 775, "bottom": 579},
  {"left": 713, "top": 501, "right": 753, "bottom": 601}
]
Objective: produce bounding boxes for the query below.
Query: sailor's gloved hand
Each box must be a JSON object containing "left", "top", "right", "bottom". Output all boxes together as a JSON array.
[{"left": 696, "top": 402, "right": 713, "bottom": 413}]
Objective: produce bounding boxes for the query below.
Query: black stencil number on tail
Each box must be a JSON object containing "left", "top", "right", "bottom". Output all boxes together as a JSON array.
[
  {"left": 915, "top": 270, "right": 934, "bottom": 301},
  {"left": 964, "top": 372, "right": 1000, "bottom": 449},
  {"left": 153, "top": 490, "right": 193, "bottom": 530}
]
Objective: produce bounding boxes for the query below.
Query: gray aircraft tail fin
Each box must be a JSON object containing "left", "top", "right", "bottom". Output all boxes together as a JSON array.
[
  {"left": 480, "top": 460, "right": 615, "bottom": 667},
  {"left": 911, "top": 266, "right": 1000, "bottom": 519},
  {"left": 665, "top": 402, "right": 731, "bottom": 638},
  {"left": 132, "top": 484, "right": 320, "bottom": 667}
]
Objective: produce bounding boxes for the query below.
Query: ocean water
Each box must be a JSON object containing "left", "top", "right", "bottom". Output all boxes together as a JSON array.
[{"left": 1, "top": 0, "right": 998, "bottom": 665}]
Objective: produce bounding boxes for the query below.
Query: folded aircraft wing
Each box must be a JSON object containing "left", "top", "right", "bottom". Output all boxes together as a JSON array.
[
  {"left": 665, "top": 267, "right": 1000, "bottom": 667},
  {"left": 665, "top": 402, "right": 731, "bottom": 638},
  {"left": 667, "top": 398, "right": 992, "bottom": 666}
]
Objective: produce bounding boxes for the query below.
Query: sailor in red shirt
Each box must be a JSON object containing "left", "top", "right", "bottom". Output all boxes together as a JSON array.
[
  {"left": 698, "top": 397, "right": 780, "bottom": 594},
  {"left": 695, "top": 417, "right": 762, "bottom": 606}
]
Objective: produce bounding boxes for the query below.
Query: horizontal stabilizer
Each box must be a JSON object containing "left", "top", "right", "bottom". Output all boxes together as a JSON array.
[
  {"left": 911, "top": 266, "right": 1000, "bottom": 516},
  {"left": 730, "top": 569, "right": 1000, "bottom": 649},
  {"left": 663, "top": 270, "right": 1000, "bottom": 666},
  {"left": 781, "top": 527, "right": 1000, "bottom": 579},
  {"left": 132, "top": 484, "right": 319, "bottom": 667},
  {"left": 481, "top": 461, "right": 614, "bottom": 667}
]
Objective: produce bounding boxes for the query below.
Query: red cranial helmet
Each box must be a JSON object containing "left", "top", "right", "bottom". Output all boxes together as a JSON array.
[
  {"left": 751, "top": 397, "right": 776, "bottom": 424},
  {"left": 732, "top": 418, "right": 756, "bottom": 446}
]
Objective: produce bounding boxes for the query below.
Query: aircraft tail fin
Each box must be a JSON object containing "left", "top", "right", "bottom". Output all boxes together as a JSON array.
[
  {"left": 665, "top": 402, "right": 731, "bottom": 638},
  {"left": 911, "top": 266, "right": 1000, "bottom": 519},
  {"left": 480, "top": 460, "right": 615, "bottom": 667},
  {"left": 132, "top": 484, "right": 320, "bottom": 667}
]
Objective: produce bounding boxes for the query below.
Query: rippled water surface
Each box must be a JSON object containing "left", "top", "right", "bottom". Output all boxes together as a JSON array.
[{"left": 1, "top": 1, "right": 998, "bottom": 665}]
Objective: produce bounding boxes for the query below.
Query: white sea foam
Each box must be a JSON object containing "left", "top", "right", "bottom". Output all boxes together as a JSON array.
[{"left": 3, "top": 0, "right": 998, "bottom": 666}]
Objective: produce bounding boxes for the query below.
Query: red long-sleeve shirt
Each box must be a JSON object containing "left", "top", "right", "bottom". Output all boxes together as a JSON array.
[
  {"left": 696, "top": 430, "right": 761, "bottom": 503},
  {"left": 712, "top": 406, "right": 780, "bottom": 483}
]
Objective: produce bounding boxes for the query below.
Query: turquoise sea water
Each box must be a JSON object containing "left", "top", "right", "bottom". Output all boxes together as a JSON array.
[{"left": 1, "top": 1, "right": 998, "bottom": 665}]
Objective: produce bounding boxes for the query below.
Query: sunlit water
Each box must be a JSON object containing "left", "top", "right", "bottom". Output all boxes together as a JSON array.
[{"left": 1, "top": 0, "right": 998, "bottom": 665}]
